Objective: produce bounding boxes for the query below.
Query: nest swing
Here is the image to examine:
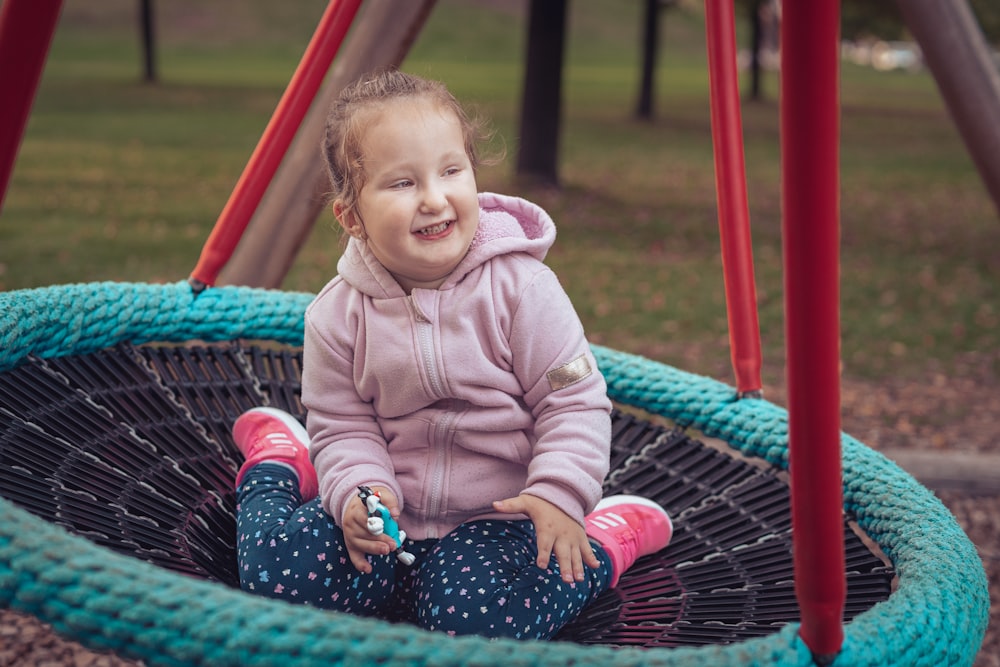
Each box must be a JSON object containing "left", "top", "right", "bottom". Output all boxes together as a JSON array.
[{"left": 0, "top": 1, "right": 988, "bottom": 666}]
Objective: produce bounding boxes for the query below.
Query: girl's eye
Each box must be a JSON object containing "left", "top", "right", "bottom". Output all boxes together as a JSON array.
[
  {"left": 443, "top": 167, "right": 460, "bottom": 176},
  {"left": 390, "top": 180, "right": 412, "bottom": 189}
]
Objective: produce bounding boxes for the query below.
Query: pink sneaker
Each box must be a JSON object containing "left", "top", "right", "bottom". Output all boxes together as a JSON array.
[
  {"left": 232, "top": 407, "right": 318, "bottom": 501},
  {"left": 585, "top": 495, "right": 673, "bottom": 587}
]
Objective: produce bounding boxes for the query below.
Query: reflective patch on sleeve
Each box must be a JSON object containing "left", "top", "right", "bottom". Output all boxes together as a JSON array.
[{"left": 547, "top": 354, "right": 593, "bottom": 391}]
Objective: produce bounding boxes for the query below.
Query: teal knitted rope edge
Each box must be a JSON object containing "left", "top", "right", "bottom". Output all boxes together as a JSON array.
[
  {"left": 0, "top": 282, "right": 989, "bottom": 667},
  {"left": 0, "top": 281, "right": 313, "bottom": 373}
]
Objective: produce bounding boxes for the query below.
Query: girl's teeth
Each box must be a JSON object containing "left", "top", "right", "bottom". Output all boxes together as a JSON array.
[{"left": 419, "top": 222, "right": 449, "bottom": 235}]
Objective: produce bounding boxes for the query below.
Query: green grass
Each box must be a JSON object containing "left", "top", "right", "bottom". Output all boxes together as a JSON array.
[{"left": 2, "top": 0, "right": 998, "bottom": 391}]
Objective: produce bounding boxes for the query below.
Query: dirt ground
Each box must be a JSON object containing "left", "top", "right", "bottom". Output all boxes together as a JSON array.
[{"left": 1, "top": 368, "right": 997, "bottom": 666}]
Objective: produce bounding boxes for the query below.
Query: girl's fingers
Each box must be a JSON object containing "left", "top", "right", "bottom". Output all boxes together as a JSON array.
[
  {"left": 582, "top": 541, "right": 601, "bottom": 569},
  {"left": 553, "top": 542, "right": 580, "bottom": 583},
  {"left": 535, "top": 533, "right": 555, "bottom": 570},
  {"left": 570, "top": 549, "right": 585, "bottom": 582},
  {"left": 346, "top": 544, "right": 372, "bottom": 574},
  {"left": 345, "top": 528, "right": 395, "bottom": 573}
]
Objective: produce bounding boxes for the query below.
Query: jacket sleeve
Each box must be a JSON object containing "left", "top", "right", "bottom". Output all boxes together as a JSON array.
[
  {"left": 507, "top": 265, "right": 612, "bottom": 524},
  {"left": 301, "top": 292, "right": 401, "bottom": 525}
]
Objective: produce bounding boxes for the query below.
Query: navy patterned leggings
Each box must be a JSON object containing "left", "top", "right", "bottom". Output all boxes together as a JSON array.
[{"left": 236, "top": 464, "right": 613, "bottom": 639}]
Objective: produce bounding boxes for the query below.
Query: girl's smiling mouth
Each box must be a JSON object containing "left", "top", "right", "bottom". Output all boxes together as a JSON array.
[{"left": 417, "top": 221, "right": 453, "bottom": 237}]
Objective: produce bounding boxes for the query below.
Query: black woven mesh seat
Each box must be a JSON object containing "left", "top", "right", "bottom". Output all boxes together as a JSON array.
[{"left": 0, "top": 341, "right": 894, "bottom": 648}]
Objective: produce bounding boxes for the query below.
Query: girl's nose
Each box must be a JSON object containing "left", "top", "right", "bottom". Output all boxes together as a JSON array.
[{"left": 419, "top": 182, "right": 447, "bottom": 213}]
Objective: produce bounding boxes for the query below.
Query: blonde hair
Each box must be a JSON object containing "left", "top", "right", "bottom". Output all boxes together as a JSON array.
[{"left": 322, "top": 68, "right": 491, "bottom": 225}]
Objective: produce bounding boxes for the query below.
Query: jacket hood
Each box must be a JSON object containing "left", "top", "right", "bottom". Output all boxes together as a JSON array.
[{"left": 336, "top": 192, "right": 556, "bottom": 298}]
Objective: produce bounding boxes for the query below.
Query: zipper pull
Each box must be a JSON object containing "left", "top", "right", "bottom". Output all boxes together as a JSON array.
[{"left": 408, "top": 292, "right": 432, "bottom": 323}]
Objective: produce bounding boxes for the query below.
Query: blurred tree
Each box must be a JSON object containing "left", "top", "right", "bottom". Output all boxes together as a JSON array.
[
  {"left": 516, "top": 0, "right": 567, "bottom": 187},
  {"left": 635, "top": 0, "right": 679, "bottom": 119},
  {"left": 636, "top": 0, "right": 661, "bottom": 119},
  {"left": 139, "top": 0, "right": 156, "bottom": 83},
  {"left": 740, "top": 0, "right": 778, "bottom": 101},
  {"left": 746, "top": 0, "right": 764, "bottom": 101}
]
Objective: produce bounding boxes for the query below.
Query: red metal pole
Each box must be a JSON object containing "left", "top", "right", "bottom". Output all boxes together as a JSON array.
[
  {"left": 781, "top": 0, "right": 846, "bottom": 662},
  {"left": 703, "top": 0, "right": 763, "bottom": 397},
  {"left": 0, "top": 0, "right": 63, "bottom": 215},
  {"left": 188, "top": 0, "right": 364, "bottom": 290}
]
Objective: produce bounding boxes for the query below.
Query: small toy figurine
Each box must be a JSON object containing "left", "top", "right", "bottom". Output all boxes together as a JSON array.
[{"left": 357, "top": 485, "right": 416, "bottom": 565}]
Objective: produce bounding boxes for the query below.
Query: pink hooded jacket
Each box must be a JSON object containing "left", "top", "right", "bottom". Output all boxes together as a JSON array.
[{"left": 302, "top": 192, "right": 612, "bottom": 540}]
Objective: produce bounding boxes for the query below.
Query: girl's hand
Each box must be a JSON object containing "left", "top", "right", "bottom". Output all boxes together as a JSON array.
[
  {"left": 342, "top": 486, "right": 401, "bottom": 574},
  {"left": 493, "top": 494, "right": 600, "bottom": 583}
]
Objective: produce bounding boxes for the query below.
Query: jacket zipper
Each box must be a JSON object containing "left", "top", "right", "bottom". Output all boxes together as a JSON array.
[
  {"left": 425, "top": 411, "right": 455, "bottom": 538},
  {"left": 413, "top": 300, "right": 444, "bottom": 398},
  {"left": 410, "top": 294, "right": 448, "bottom": 538}
]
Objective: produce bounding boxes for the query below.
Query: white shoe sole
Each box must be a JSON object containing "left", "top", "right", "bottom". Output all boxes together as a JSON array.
[
  {"left": 245, "top": 406, "right": 310, "bottom": 445},
  {"left": 594, "top": 494, "right": 672, "bottom": 529}
]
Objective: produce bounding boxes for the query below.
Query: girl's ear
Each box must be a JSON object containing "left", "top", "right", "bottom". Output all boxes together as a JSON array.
[
  {"left": 332, "top": 200, "right": 346, "bottom": 225},
  {"left": 333, "top": 201, "right": 365, "bottom": 240}
]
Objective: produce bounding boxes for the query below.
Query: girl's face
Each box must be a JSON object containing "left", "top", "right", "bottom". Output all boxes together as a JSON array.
[{"left": 339, "top": 98, "right": 479, "bottom": 293}]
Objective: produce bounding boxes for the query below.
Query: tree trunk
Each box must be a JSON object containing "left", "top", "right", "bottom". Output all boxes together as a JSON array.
[
  {"left": 139, "top": 0, "right": 156, "bottom": 83},
  {"left": 515, "top": 0, "right": 568, "bottom": 187},
  {"left": 635, "top": 0, "right": 659, "bottom": 119},
  {"left": 748, "top": 0, "right": 762, "bottom": 101}
]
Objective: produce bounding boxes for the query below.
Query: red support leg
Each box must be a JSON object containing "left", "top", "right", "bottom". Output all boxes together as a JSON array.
[
  {"left": 189, "top": 0, "right": 364, "bottom": 290},
  {"left": 703, "top": 0, "right": 763, "bottom": 397},
  {"left": 0, "top": 0, "right": 63, "bottom": 215},
  {"left": 781, "top": 0, "right": 846, "bottom": 662}
]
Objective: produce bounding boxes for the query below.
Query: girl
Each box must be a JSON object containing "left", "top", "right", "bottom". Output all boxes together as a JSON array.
[{"left": 233, "top": 68, "right": 672, "bottom": 639}]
